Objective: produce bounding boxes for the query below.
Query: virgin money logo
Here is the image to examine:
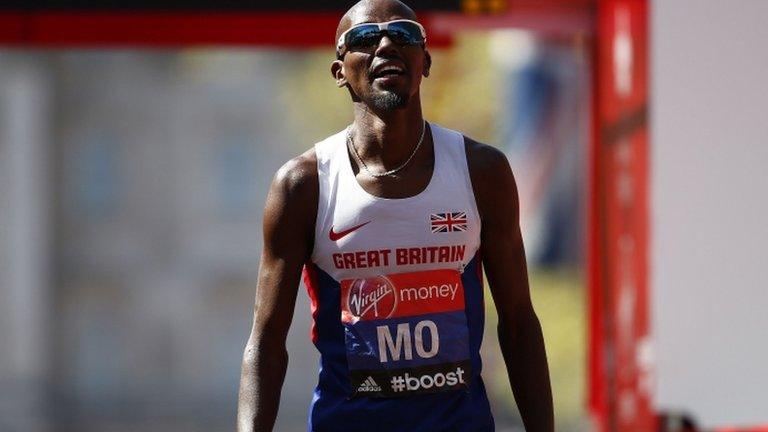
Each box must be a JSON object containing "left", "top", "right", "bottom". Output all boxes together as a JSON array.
[{"left": 346, "top": 276, "right": 397, "bottom": 322}]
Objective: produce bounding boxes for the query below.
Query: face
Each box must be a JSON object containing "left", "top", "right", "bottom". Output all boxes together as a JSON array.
[{"left": 331, "top": 2, "right": 431, "bottom": 112}]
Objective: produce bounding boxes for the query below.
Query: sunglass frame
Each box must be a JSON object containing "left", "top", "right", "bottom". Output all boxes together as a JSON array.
[{"left": 336, "top": 19, "right": 427, "bottom": 58}]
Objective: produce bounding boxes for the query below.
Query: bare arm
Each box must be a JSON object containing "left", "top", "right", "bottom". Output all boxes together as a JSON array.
[
  {"left": 237, "top": 150, "right": 318, "bottom": 432},
  {"left": 466, "top": 138, "right": 554, "bottom": 431}
]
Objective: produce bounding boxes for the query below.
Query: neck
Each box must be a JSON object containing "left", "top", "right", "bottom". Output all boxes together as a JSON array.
[{"left": 350, "top": 96, "right": 425, "bottom": 167}]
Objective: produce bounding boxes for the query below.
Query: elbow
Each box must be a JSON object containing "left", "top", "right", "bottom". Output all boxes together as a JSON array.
[
  {"left": 497, "top": 306, "right": 541, "bottom": 341},
  {"left": 241, "top": 338, "right": 289, "bottom": 373}
]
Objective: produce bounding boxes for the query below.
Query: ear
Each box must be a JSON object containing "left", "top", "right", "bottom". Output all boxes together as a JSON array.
[
  {"left": 422, "top": 49, "right": 432, "bottom": 78},
  {"left": 331, "top": 60, "right": 347, "bottom": 87}
]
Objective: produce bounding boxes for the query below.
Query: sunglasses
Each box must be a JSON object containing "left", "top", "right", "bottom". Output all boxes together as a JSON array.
[{"left": 336, "top": 19, "right": 427, "bottom": 59}]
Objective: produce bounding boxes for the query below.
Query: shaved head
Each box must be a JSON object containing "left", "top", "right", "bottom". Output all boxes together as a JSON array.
[{"left": 335, "top": 0, "right": 418, "bottom": 42}]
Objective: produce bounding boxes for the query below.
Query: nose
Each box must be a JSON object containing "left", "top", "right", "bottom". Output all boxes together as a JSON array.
[{"left": 374, "top": 34, "right": 399, "bottom": 57}]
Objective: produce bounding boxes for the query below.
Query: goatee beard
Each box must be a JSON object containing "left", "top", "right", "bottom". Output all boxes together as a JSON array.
[{"left": 371, "top": 90, "right": 409, "bottom": 111}]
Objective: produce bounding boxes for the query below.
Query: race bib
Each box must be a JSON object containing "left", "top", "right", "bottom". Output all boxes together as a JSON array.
[{"left": 340, "top": 269, "right": 472, "bottom": 398}]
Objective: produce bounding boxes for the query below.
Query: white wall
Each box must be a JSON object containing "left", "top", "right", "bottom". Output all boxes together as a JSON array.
[{"left": 652, "top": 0, "right": 768, "bottom": 427}]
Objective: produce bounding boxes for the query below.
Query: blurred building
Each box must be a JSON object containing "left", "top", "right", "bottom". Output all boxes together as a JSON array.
[{"left": 0, "top": 51, "right": 321, "bottom": 432}]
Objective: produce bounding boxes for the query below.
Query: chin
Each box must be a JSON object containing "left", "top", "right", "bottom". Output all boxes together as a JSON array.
[{"left": 370, "top": 90, "right": 410, "bottom": 111}]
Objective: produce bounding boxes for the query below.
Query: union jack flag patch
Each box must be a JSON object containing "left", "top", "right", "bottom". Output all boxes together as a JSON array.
[{"left": 430, "top": 212, "right": 468, "bottom": 233}]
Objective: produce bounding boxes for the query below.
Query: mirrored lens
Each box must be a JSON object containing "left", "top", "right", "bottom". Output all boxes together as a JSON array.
[
  {"left": 386, "top": 21, "right": 424, "bottom": 45},
  {"left": 346, "top": 25, "right": 382, "bottom": 50}
]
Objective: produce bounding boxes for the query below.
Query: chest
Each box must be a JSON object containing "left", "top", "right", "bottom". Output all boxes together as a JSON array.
[
  {"left": 315, "top": 191, "right": 480, "bottom": 280},
  {"left": 311, "top": 124, "right": 481, "bottom": 280}
]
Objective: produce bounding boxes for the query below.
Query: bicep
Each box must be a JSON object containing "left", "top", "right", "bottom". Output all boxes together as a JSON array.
[
  {"left": 475, "top": 154, "right": 533, "bottom": 325},
  {"left": 250, "top": 163, "right": 316, "bottom": 343}
]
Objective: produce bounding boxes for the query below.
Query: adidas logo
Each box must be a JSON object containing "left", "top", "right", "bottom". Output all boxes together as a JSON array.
[{"left": 357, "top": 376, "right": 381, "bottom": 392}]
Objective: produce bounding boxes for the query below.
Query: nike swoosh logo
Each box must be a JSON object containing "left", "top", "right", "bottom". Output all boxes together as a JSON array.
[{"left": 329, "top": 221, "right": 371, "bottom": 241}]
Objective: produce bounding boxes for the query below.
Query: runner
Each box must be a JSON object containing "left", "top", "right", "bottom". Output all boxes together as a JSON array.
[{"left": 237, "top": 1, "right": 554, "bottom": 430}]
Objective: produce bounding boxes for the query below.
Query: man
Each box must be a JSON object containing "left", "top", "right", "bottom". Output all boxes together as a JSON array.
[{"left": 237, "top": 0, "right": 554, "bottom": 430}]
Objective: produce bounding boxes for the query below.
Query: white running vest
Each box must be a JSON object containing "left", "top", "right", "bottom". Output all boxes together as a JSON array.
[{"left": 311, "top": 122, "right": 481, "bottom": 280}]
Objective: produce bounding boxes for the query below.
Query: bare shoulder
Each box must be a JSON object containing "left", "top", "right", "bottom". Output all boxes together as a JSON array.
[
  {"left": 463, "top": 136, "right": 518, "bottom": 221},
  {"left": 271, "top": 147, "right": 318, "bottom": 201},
  {"left": 464, "top": 135, "right": 511, "bottom": 174},
  {"left": 264, "top": 147, "right": 318, "bottom": 250}
]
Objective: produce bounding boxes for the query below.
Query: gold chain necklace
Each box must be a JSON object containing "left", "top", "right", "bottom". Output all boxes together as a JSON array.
[{"left": 347, "top": 120, "right": 427, "bottom": 178}]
